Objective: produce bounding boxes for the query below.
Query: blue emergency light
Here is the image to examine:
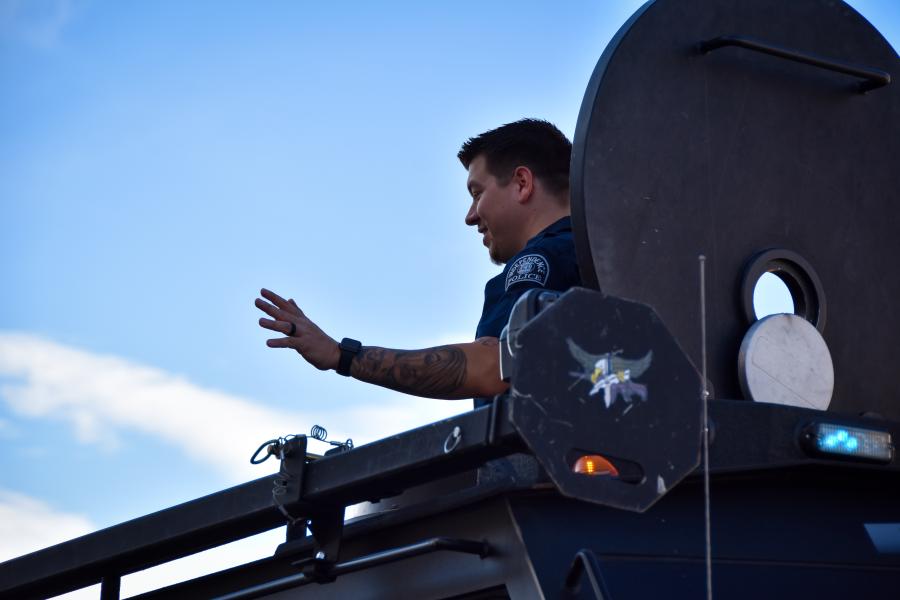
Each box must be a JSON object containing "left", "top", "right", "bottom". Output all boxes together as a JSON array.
[{"left": 802, "top": 422, "right": 893, "bottom": 463}]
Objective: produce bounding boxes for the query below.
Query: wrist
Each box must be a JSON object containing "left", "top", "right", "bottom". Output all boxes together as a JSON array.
[
  {"left": 331, "top": 342, "right": 341, "bottom": 371},
  {"left": 336, "top": 338, "right": 362, "bottom": 376}
]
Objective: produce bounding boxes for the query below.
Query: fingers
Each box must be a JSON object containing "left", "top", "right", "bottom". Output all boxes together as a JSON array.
[
  {"left": 255, "top": 297, "right": 304, "bottom": 325},
  {"left": 255, "top": 298, "right": 290, "bottom": 321},
  {"left": 257, "top": 289, "right": 336, "bottom": 368},
  {"left": 260, "top": 288, "right": 304, "bottom": 316},
  {"left": 260, "top": 287, "right": 289, "bottom": 307},
  {"left": 259, "top": 317, "right": 293, "bottom": 335},
  {"left": 256, "top": 295, "right": 300, "bottom": 339},
  {"left": 266, "top": 337, "right": 296, "bottom": 348}
]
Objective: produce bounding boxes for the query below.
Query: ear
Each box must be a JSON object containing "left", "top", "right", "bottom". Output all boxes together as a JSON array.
[{"left": 511, "top": 166, "right": 535, "bottom": 204}]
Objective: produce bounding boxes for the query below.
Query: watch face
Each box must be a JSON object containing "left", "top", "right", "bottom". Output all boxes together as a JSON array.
[{"left": 341, "top": 338, "right": 361, "bottom": 352}]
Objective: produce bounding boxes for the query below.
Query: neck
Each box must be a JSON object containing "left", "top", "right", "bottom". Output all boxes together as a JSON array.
[{"left": 520, "top": 202, "right": 570, "bottom": 247}]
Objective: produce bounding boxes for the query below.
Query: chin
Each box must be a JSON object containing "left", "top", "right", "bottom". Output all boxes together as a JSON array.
[{"left": 488, "top": 245, "right": 509, "bottom": 266}]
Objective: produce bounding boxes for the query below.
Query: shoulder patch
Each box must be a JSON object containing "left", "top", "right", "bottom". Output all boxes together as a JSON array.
[{"left": 505, "top": 253, "right": 550, "bottom": 291}]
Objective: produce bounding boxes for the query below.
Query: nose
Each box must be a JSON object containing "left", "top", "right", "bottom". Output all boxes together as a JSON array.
[{"left": 465, "top": 200, "right": 479, "bottom": 227}]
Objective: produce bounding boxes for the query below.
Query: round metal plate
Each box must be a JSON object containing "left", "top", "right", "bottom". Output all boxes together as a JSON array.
[{"left": 738, "top": 314, "right": 834, "bottom": 410}]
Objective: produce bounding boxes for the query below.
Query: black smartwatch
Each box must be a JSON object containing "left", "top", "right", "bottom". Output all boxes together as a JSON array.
[{"left": 337, "top": 337, "right": 361, "bottom": 376}]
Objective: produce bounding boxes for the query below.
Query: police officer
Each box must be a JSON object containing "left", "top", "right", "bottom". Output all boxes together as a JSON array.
[{"left": 255, "top": 119, "right": 581, "bottom": 404}]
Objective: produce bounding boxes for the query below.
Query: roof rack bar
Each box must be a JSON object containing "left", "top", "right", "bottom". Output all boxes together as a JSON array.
[
  {"left": 0, "top": 401, "right": 521, "bottom": 600},
  {"left": 216, "top": 537, "right": 491, "bottom": 600}
]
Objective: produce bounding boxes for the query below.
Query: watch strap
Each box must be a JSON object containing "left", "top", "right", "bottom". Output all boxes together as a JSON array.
[{"left": 337, "top": 337, "right": 361, "bottom": 376}]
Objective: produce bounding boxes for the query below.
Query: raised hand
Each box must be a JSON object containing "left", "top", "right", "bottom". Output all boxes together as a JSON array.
[{"left": 255, "top": 288, "right": 340, "bottom": 371}]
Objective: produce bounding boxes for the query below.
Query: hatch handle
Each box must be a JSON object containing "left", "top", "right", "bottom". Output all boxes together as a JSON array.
[{"left": 698, "top": 35, "right": 891, "bottom": 93}]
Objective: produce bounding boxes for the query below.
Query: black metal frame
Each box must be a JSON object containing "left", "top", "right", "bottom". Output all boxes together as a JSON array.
[
  {"left": 216, "top": 537, "right": 491, "bottom": 600},
  {"left": 0, "top": 402, "right": 522, "bottom": 600},
  {"left": 1, "top": 397, "right": 898, "bottom": 599}
]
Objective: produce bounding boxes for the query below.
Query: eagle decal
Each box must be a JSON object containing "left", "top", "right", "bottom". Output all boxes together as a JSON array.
[{"left": 566, "top": 338, "right": 652, "bottom": 412}]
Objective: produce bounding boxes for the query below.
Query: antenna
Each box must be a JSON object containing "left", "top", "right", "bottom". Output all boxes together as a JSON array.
[{"left": 699, "top": 254, "right": 713, "bottom": 599}]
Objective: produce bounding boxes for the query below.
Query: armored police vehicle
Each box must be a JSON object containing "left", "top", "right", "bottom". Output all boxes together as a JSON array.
[{"left": 1, "top": 0, "right": 898, "bottom": 597}]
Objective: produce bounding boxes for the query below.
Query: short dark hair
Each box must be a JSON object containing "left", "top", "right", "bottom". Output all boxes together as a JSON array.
[{"left": 458, "top": 119, "right": 572, "bottom": 195}]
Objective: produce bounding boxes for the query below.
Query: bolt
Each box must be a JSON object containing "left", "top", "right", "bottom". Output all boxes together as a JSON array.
[{"left": 315, "top": 551, "right": 326, "bottom": 560}]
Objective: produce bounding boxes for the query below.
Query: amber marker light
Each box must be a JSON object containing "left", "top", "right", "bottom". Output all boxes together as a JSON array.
[{"left": 573, "top": 455, "right": 619, "bottom": 476}]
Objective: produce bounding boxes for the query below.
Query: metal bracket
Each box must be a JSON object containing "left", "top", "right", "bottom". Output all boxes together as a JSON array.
[
  {"left": 272, "top": 436, "right": 308, "bottom": 526},
  {"left": 301, "top": 506, "right": 346, "bottom": 579},
  {"left": 271, "top": 435, "right": 345, "bottom": 581},
  {"left": 291, "top": 553, "right": 336, "bottom": 585}
]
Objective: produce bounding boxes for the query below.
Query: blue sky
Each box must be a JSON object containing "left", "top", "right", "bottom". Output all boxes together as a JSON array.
[{"left": 1, "top": 1, "right": 897, "bottom": 597}]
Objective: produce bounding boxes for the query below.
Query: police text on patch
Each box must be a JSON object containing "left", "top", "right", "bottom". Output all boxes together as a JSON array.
[{"left": 505, "top": 254, "right": 550, "bottom": 290}]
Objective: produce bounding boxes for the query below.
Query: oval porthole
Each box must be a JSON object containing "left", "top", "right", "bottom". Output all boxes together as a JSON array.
[{"left": 753, "top": 272, "right": 794, "bottom": 319}]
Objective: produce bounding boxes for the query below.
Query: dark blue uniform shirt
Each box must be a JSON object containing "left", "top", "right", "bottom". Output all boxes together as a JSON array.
[{"left": 474, "top": 216, "right": 581, "bottom": 406}]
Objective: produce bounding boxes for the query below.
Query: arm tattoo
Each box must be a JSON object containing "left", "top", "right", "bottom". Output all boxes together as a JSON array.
[{"left": 352, "top": 345, "right": 468, "bottom": 398}]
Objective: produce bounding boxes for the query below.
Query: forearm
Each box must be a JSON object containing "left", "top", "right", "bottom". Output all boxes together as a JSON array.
[
  {"left": 255, "top": 288, "right": 506, "bottom": 399},
  {"left": 350, "top": 338, "right": 508, "bottom": 400}
]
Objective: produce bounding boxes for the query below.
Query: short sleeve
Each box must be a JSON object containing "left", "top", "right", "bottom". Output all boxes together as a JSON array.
[
  {"left": 475, "top": 279, "right": 547, "bottom": 339},
  {"left": 475, "top": 251, "right": 555, "bottom": 339}
]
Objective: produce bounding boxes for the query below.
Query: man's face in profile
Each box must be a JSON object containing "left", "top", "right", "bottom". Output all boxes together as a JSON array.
[{"left": 465, "top": 155, "right": 519, "bottom": 264}]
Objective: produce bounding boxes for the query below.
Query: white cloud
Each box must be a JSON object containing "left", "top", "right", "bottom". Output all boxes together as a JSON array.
[
  {"left": 0, "top": 332, "right": 468, "bottom": 482},
  {"left": 0, "top": 489, "right": 99, "bottom": 599},
  {"left": 0, "top": 333, "right": 468, "bottom": 593},
  {"left": 0, "top": 487, "right": 287, "bottom": 599},
  {"left": 0, "top": 489, "right": 94, "bottom": 563}
]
